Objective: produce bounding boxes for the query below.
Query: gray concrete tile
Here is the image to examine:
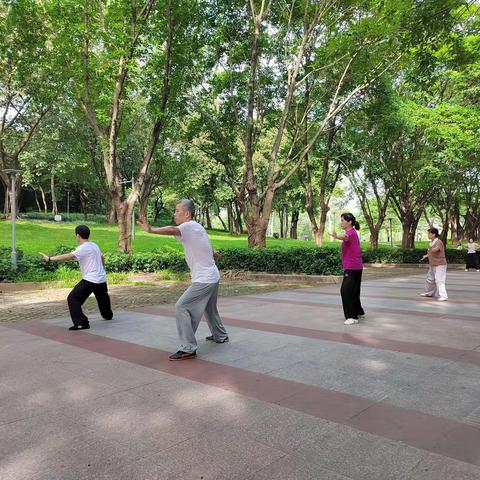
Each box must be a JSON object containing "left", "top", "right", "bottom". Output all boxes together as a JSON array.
[
  {"left": 150, "top": 428, "right": 285, "bottom": 480},
  {"left": 382, "top": 385, "right": 480, "bottom": 422},
  {"left": 84, "top": 457, "right": 175, "bottom": 480},
  {"left": 246, "top": 454, "right": 353, "bottom": 480},
  {"left": 293, "top": 424, "right": 425, "bottom": 480},
  {"left": 404, "top": 453, "right": 480, "bottom": 479},
  {"left": 238, "top": 407, "right": 334, "bottom": 452},
  {"left": 0, "top": 431, "right": 138, "bottom": 480}
]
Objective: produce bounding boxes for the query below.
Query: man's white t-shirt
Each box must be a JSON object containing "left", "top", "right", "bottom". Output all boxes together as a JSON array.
[
  {"left": 72, "top": 242, "right": 107, "bottom": 284},
  {"left": 176, "top": 221, "right": 220, "bottom": 284}
]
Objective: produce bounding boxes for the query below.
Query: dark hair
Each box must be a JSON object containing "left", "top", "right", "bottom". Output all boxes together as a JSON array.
[
  {"left": 341, "top": 212, "right": 360, "bottom": 230},
  {"left": 427, "top": 227, "right": 439, "bottom": 238},
  {"left": 177, "top": 199, "right": 195, "bottom": 218},
  {"left": 75, "top": 225, "right": 90, "bottom": 239}
]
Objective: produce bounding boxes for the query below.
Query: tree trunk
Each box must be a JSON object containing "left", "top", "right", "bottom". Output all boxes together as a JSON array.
[
  {"left": 115, "top": 197, "right": 135, "bottom": 253},
  {"left": 80, "top": 188, "right": 88, "bottom": 220},
  {"left": 34, "top": 190, "right": 42, "bottom": 212},
  {"left": 247, "top": 220, "right": 269, "bottom": 249},
  {"left": 234, "top": 201, "right": 243, "bottom": 234},
  {"left": 316, "top": 207, "right": 328, "bottom": 246},
  {"left": 227, "top": 203, "right": 233, "bottom": 233},
  {"left": 279, "top": 209, "right": 284, "bottom": 238},
  {"left": 39, "top": 186, "right": 48, "bottom": 213},
  {"left": 3, "top": 187, "right": 9, "bottom": 218},
  {"left": 205, "top": 204, "right": 212, "bottom": 229},
  {"left": 290, "top": 210, "right": 299, "bottom": 239},
  {"left": 2, "top": 176, "right": 22, "bottom": 218},
  {"left": 51, "top": 173, "right": 58, "bottom": 215},
  {"left": 246, "top": 189, "right": 274, "bottom": 248},
  {"left": 400, "top": 212, "right": 420, "bottom": 248},
  {"left": 369, "top": 229, "right": 379, "bottom": 250}
]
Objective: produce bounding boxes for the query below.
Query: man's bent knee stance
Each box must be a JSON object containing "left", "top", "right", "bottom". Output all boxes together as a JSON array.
[{"left": 138, "top": 199, "right": 228, "bottom": 360}]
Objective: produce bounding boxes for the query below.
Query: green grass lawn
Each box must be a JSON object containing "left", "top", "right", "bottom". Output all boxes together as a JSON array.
[
  {"left": 0, "top": 219, "right": 321, "bottom": 255},
  {"left": 0, "top": 219, "right": 427, "bottom": 256}
]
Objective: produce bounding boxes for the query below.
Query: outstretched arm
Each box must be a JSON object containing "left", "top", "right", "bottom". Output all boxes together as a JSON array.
[
  {"left": 39, "top": 252, "right": 76, "bottom": 263},
  {"left": 137, "top": 218, "right": 181, "bottom": 236},
  {"left": 329, "top": 231, "right": 349, "bottom": 241}
]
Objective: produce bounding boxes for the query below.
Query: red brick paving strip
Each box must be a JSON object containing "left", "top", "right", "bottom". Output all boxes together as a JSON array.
[
  {"left": 134, "top": 306, "right": 480, "bottom": 366},
  {"left": 9, "top": 320, "right": 480, "bottom": 466},
  {"left": 295, "top": 289, "right": 480, "bottom": 306},
  {"left": 240, "top": 296, "right": 480, "bottom": 322}
]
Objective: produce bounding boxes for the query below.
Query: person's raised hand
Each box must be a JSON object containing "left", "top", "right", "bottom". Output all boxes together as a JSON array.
[{"left": 328, "top": 231, "right": 336, "bottom": 239}]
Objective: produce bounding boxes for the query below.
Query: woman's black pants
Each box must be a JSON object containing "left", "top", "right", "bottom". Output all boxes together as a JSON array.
[{"left": 340, "top": 269, "right": 365, "bottom": 320}]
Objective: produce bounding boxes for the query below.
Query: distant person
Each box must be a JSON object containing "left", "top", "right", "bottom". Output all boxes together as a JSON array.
[
  {"left": 465, "top": 239, "right": 479, "bottom": 272},
  {"left": 420, "top": 227, "right": 448, "bottom": 301},
  {"left": 138, "top": 199, "right": 229, "bottom": 360},
  {"left": 329, "top": 213, "right": 365, "bottom": 325},
  {"left": 40, "top": 225, "right": 113, "bottom": 330}
]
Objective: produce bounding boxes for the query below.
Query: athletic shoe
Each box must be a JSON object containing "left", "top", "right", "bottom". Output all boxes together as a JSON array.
[
  {"left": 466, "top": 269, "right": 469, "bottom": 271},
  {"left": 420, "top": 293, "right": 432, "bottom": 297},
  {"left": 477, "top": 270, "right": 479, "bottom": 272},
  {"left": 69, "top": 324, "right": 90, "bottom": 331},
  {"left": 344, "top": 318, "right": 359, "bottom": 325},
  {"left": 205, "top": 335, "right": 229, "bottom": 343},
  {"left": 357, "top": 314, "right": 366, "bottom": 319},
  {"left": 437, "top": 297, "right": 448, "bottom": 302},
  {"left": 169, "top": 350, "right": 197, "bottom": 361}
]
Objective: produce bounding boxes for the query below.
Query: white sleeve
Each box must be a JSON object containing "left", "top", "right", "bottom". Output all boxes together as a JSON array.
[{"left": 72, "top": 245, "right": 84, "bottom": 260}]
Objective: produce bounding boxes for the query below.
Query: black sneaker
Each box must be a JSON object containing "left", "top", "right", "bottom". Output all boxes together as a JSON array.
[
  {"left": 205, "top": 335, "right": 229, "bottom": 343},
  {"left": 69, "top": 324, "right": 90, "bottom": 331},
  {"left": 169, "top": 350, "right": 197, "bottom": 361}
]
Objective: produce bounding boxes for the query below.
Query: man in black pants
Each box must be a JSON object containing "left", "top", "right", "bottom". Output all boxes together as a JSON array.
[{"left": 40, "top": 225, "right": 113, "bottom": 330}]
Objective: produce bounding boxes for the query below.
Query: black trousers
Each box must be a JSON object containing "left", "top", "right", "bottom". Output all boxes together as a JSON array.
[
  {"left": 466, "top": 253, "right": 479, "bottom": 270},
  {"left": 340, "top": 269, "right": 365, "bottom": 320},
  {"left": 67, "top": 279, "right": 113, "bottom": 326}
]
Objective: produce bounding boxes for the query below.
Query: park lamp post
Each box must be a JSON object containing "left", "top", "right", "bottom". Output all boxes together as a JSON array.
[
  {"left": 388, "top": 217, "right": 393, "bottom": 247},
  {"left": 120, "top": 177, "right": 135, "bottom": 240},
  {"left": 2, "top": 169, "right": 22, "bottom": 269}
]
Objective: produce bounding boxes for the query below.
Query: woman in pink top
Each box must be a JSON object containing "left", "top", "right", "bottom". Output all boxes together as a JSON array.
[{"left": 329, "top": 213, "right": 365, "bottom": 325}]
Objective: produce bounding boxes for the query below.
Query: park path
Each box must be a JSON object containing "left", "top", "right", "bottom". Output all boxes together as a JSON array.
[{"left": 2, "top": 267, "right": 479, "bottom": 479}]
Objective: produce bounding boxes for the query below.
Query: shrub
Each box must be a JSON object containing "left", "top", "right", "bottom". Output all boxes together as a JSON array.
[
  {"left": 362, "top": 247, "right": 465, "bottom": 264},
  {"left": 216, "top": 247, "right": 343, "bottom": 275}
]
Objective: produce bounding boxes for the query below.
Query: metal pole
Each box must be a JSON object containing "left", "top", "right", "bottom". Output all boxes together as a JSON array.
[
  {"left": 67, "top": 191, "right": 70, "bottom": 215},
  {"left": 11, "top": 174, "right": 17, "bottom": 269}
]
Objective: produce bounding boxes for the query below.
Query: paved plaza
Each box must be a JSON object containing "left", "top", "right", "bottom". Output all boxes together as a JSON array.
[{"left": 1, "top": 270, "right": 480, "bottom": 479}]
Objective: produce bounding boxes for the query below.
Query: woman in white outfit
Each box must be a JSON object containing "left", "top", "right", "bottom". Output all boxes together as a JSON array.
[{"left": 420, "top": 228, "right": 448, "bottom": 302}]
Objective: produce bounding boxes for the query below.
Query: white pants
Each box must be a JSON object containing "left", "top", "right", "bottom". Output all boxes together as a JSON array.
[{"left": 424, "top": 265, "right": 448, "bottom": 299}]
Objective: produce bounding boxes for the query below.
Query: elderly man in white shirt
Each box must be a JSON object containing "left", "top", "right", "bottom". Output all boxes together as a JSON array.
[
  {"left": 40, "top": 225, "right": 113, "bottom": 330},
  {"left": 138, "top": 199, "right": 229, "bottom": 361}
]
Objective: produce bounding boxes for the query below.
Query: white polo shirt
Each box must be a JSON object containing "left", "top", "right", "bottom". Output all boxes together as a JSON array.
[
  {"left": 176, "top": 221, "right": 220, "bottom": 284},
  {"left": 72, "top": 242, "right": 107, "bottom": 284}
]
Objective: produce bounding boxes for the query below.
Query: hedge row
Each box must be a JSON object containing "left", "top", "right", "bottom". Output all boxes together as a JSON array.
[{"left": 0, "top": 245, "right": 469, "bottom": 282}]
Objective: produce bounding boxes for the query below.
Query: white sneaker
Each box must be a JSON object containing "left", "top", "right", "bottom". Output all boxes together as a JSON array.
[
  {"left": 358, "top": 314, "right": 366, "bottom": 319},
  {"left": 420, "top": 293, "right": 432, "bottom": 297},
  {"left": 477, "top": 270, "right": 479, "bottom": 272},
  {"left": 344, "top": 318, "right": 359, "bottom": 325},
  {"left": 466, "top": 269, "right": 469, "bottom": 272},
  {"left": 438, "top": 297, "right": 448, "bottom": 302}
]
